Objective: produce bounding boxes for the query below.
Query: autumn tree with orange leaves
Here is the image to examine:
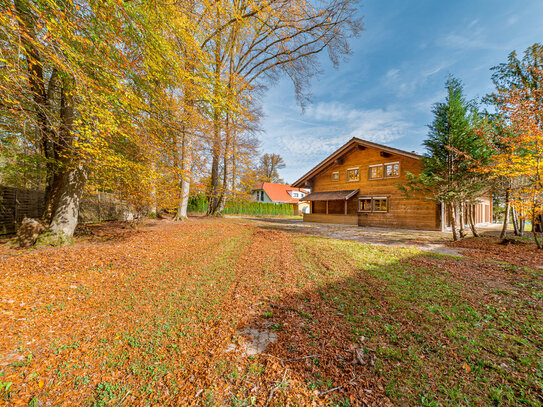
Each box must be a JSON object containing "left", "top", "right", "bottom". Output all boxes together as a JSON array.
[{"left": 482, "top": 44, "right": 543, "bottom": 247}]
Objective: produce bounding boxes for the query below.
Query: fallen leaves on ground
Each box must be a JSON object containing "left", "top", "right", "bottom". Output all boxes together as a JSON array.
[{"left": 0, "top": 218, "right": 541, "bottom": 406}]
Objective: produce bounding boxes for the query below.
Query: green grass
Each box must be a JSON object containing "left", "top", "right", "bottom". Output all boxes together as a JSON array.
[{"left": 293, "top": 235, "right": 543, "bottom": 406}]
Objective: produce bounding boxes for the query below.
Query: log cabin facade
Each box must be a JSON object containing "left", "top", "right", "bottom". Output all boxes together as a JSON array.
[{"left": 291, "top": 138, "right": 492, "bottom": 231}]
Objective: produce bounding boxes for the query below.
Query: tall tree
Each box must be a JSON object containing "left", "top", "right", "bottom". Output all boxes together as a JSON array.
[
  {"left": 482, "top": 44, "right": 543, "bottom": 248},
  {"left": 258, "top": 153, "right": 285, "bottom": 183},
  {"left": 203, "top": 0, "right": 362, "bottom": 215},
  {"left": 482, "top": 43, "right": 543, "bottom": 245},
  {"left": 401, "top": 76, "right": 490, "bottom": 241}
]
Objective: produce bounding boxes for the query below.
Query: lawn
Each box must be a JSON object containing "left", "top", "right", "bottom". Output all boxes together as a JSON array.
[{"left": 0, "top": 218, "right": 541, "bottom": 406}]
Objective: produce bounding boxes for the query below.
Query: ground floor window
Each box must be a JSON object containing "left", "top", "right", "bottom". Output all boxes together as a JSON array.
[
  {"left": 359, "top": 197, "right": 372, "bottom": 212},
  {"left": 373, "top": 197, "right": 388, "bottom": 212},
  {"left": 358, "top": 196, "right": 389, "bottom": 213}
]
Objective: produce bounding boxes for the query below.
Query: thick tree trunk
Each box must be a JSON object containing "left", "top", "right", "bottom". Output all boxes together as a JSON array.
[
  {"left": 36, "top": 165, "right": 87, "bottom": 246},
  {"left": 500, "top": 189, "right": 511, "bottom": 240},
  {"left": 37, "top": 77, "right": 84, "bottom": 245},
  {"left": 14, "top": 0, "right": 59, "bottom": 223},
  {"left": 468, "top": 204, "right": 480, "bottom": 237},
  {"left": 449, "top": 203, "right": 459, "bottom": 241},
  {"left": 174, "top": 127, "right": 193, "bottom": 221}
]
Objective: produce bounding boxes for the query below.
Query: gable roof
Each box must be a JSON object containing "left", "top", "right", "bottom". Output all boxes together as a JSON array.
[
  {"left": 291, "top": 137, "right": 422, "bottom": 188},
  {"left": 252, "top": 182, "right": 306, "bottom": 204}
]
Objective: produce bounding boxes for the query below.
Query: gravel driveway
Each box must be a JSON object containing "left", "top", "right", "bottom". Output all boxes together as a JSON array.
[{"left": 236, "top": 217, "right": 479, "bottom": 256}]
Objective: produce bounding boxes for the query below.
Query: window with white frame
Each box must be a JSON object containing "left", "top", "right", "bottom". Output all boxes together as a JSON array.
[
  {"left": 347, "top": 167, "right": 360, "bottom": 182},
  {"left": 368, "top": 164, "right": 383, "bottom": 180},
  {"left": 358, "top": 197, "right": 389, "bottom": 213},
  {"left": 373, "top": 197, "right": 388, "bottom": 212},
  {"left": 331, "top": 171, "right": 339, "bottom": 181},
  {"left": 359, "top": 197, "right": 372, "bottom": 212},
  {"left": 384, "top": 162, "right": 400, "bottom": 178}
]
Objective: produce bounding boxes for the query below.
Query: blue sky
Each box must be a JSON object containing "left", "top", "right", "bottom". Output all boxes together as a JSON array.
[{"left": 259, "top": 0, "right": 543, "bottom": 183}]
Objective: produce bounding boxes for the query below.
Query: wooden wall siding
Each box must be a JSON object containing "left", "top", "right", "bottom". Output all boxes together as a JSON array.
[
  {"left": 310, "top": 146, "right": 441, "bottom": 230},
  {"left": 303, "top": 213, "right": 358, "bottom": 225}
]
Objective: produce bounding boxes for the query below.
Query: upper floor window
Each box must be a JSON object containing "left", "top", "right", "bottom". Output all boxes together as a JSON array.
[
  {"left": 331, "top": 171, "right": 339, "bottom": 182},
  {"left": 369, "top": 162, "right": 400, "bottom": 180},
  {"left": 369, "top": 164, "right": 383, "bottom": 180},
  {"left": 385, "top": 162, "right": 400, "bottom": 178},
  {"left": 347, "top": 168, "right": 359, "bottom": 182}
]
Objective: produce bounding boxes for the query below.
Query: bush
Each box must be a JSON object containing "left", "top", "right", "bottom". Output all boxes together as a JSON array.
[{"left": 188, "top": 196, "right": 295, "bottom": 216}]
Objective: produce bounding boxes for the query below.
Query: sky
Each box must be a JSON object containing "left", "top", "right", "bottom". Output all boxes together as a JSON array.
[{"left": 258, "top": 0, "right": 543, "bottom": 183}]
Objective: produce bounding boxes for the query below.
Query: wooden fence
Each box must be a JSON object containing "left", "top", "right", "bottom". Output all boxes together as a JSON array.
[
  {"left": 0, "top": 186, "right": 45, "bottom": 234},
  {"left": 0, "top": 186, "right": 133, "bottom": 235}
]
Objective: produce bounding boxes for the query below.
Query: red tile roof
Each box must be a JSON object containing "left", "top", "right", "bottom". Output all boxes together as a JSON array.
[{"left": 252, "top": 182, "right": 307, "bottom": 204}]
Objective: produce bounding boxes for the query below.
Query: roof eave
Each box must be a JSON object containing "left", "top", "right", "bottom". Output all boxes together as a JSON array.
[{"left": 291, "top": 137, "right": 422, "bottom": 188}]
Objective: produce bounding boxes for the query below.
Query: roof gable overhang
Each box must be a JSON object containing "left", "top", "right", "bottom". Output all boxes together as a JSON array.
[{"left": 291, "top": 137, "right": 422, "bottom": 188}]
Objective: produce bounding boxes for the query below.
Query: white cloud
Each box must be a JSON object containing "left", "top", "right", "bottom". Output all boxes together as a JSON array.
[
  {"left": 260, "top": 101, "right": 417, "bottom": 182},
  {"left": 303, "top": 102, "right": 412, "bottom": 144},
  {"left": 385, "top": 68, "right": 400, "bottom": 80}
]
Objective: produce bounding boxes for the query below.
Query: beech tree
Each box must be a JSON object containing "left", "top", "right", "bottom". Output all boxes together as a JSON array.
[
  {"left": 1, "top": 0, "right": 213, "bottom": 243},
  {"left": 258, "top": 153, "right": 285, "bottom": 183},
  {"left": 202, "top": 0, "right": 362, "bottom": 216},
  {"left": 0, "top": 0, "right": 362, "bottom": 242}
]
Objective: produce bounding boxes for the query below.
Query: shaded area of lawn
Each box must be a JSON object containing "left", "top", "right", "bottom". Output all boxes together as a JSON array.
[
  {"left": 252, "top": 236, "right": 542, "bottom": 405},
  {"left": 0, "top": 218, "right": 541, "bottom": 406},
  {"left": 448, "top": 235, "right": 543, "bottom": 269}
]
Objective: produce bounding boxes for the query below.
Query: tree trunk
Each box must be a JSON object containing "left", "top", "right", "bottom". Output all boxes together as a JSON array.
[
  {"left": 449, "top": 203, "right": 459, "bottom": 241},
  {"left": 14, "top": 0, "right": 59, "bottom": 223},
  {"left": 500, "top": 189, "right": 511, "bottom": 240},
  {"left": 36, "top": 165, "right": 87, "bottom": 246},
  {"left": 532, "top": 210, "right": 542, "bottom": 249},
  {"left": 468, "top": 204, "right": 480, "bottom": 237},
  {"left": 149, "top": 161, "right": 157, "bottom": 216},
  {"left": 215, "top": 115, "right": 232, "bottom": 215},
  {"left": 36, "top": 77, "right": 85, "bottom": 245},
  {"left": 174, "top": 126, "right": 193, "bottom": 221},
  {"left": 206, "top": 16, "right": 223, "bottom": 217},
  {"left": 511, "top": 207, "right": 520, "bottom": 236},
  {"left": 207, "top": 114, "right": 222, "bottom": 216},
  {"left": 458, "top": 203, "right": 466, "bottom": 239}
]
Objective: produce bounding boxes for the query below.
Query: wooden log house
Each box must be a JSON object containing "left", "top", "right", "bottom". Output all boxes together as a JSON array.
[{"left": 291, "top": 137, "right": 492, "bottom": 230}]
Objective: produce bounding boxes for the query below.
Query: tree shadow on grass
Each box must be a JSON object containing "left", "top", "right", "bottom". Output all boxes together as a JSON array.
[{"left": 235, "top": 237, "right": 543, "bottom": 406}]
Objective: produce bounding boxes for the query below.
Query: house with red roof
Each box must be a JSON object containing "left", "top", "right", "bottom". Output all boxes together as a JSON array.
[{"left": 252, "top": 182, "right": 310, "bottom": 214}]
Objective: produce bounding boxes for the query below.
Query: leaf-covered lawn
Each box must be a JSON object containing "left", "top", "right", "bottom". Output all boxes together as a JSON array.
[{"left": 0, "top": 218, "right": 541, "bottom": 406}]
